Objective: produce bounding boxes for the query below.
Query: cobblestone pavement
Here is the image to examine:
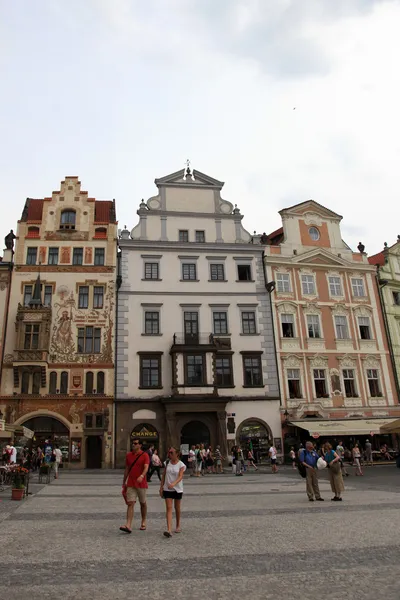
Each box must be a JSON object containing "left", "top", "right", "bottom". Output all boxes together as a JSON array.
[{"left": 1, "top": 466, "right": 400, "bottom": 600}]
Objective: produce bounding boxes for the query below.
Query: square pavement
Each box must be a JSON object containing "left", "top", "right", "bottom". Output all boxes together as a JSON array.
[{"left": 1, "top": 466, "right": 400, "bottom": 600}]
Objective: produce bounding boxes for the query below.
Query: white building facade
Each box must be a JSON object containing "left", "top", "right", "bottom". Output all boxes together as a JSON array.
[{"left": 115, "top": 167, "right": 281, "bottom": 467}]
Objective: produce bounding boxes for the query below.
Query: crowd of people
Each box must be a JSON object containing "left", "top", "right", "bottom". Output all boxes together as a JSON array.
[{"left": 1, "top": 440, "right": 63, "bottom": 479}]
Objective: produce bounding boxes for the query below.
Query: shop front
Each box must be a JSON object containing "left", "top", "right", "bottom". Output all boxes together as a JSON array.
[
  {"left": 236, "top": 418, "right": 273, "bottom": 464},
  {"left": 15, "top": 416, "right": 70, "bottom": 462}
]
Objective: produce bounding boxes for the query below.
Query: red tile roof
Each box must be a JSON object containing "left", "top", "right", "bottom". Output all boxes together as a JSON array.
[
  {"left": 94, "top": 200, "right": 116, "bottom": 223},
  {"left": 266, "top": 227, "right": 284, "bottom": 245},
  {"left": 368, "top": 251, "right": 385, "bottom": 266}
]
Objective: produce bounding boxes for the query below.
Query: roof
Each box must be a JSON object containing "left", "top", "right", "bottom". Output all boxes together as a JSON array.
[
  {"left": 279, "top": 199, "right": 342, "bottom": 220},
  {"left": 94, "top": 200, "right": 116, "bottom": 224},
  {"left": 21, "top": 199, "right": 44, "bottom": 222},
  {"left": 265, "top": 227, "right": 284, "bottom": 245},
  {"left": 368, "top": 251, "right": 385, "bottom": 266}
]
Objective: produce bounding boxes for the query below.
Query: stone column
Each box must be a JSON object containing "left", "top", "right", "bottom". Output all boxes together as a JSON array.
[
  {"left": 165, "top": 410, "right": 178, "bottom": 450},
  {"left": 217, "top": 411, "right": 228, "bottom": 461}
]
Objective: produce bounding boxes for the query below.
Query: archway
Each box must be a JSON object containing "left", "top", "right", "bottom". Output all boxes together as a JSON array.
[
  {"left": 237, "top": 419, "right": 272, "bottom": 464},
  {"left": 18, "top": 416, "right": 70, "bottom": 462},
  {"left": 180, "top": 421, "right": 211, "bottom": 449}
]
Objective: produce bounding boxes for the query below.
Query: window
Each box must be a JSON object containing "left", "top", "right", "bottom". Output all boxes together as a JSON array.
[
  {"left": 60, "top": 371, "right": 68, "bottom": 394},
  {"left": 77, "top": 327, "right": 101, "bottom": 353},
  {"left": 301, "top": 274, "right": 315, "bottom": 295},
  {"left": 281, "top": 314, "right": 295, "bottom": 338},
  {"left": 237, "top": 264, "right": 252, "bottom": 281},
  {"left": 359, "top": 317, "right": 371, "bottom": 340},
  {"left": 313, "top": 369, "right": 327, "bottom": 397},
  {"left": 32, "top": 371, "right": 41, "bottom": 394},
  {"left": 24, "top": 323, "right": 40, "bottom": 349},
  {"left": 352, "top": 278, "right": 366, "bottom": 297},
  {"left": 85, "top": 371, "right": 94, "bottom": 394},
  {"left": 94, "top": 227, "right": 107, "bottom": 239},
  {"left": 97, "top": 371, "right": 105, "bottom": 394},
  {"left": 44, "top": 285, "right": 53, "bottom": 307},
  {"left": 307, "top": 315, "right": 321, "bottom": 338},
  {"left": 215, "top": 356, "right": 233, "bottom": 386},
  {"left": 23, "top": 285, "right": 33, "bottom": 306},
  {"left": 334, "top": 315, "right": 349, "bottom": 339},
  {"left": 140, "top": 355, "right": 161, "bottom": 388},
  {"left": 49, "top": 372, "right": 57, "bottom": 394},
  {"left": 276, "top": 273, "right": 291, "bottom": 293},
  {"left": 93, "top": 286, "right": 104, "bottom": 309},
  {"left": 145, "top": 311, "right": 160, "bottom": 335},
  {"left": 195, "top": 230, "right": 205, "bottom": 243},
  {"left": 185, "top": 355, "right": 205, "bottom": 385},
  {"left": 26, "top": 247, "right": 37, "bottom": 265},
  {"left": 179, "top": 230, "right": 189, "bottom": 242},
  {"left": 184, "top": 312, "right": 199, "bottom": 343},
  {"left": 367, "top": 369, "right": 381, "bottom": 397},
  {"left": 78, "top": 286, "right": 89, "bottom": 309},
  {"left": 243, "top": 355, "right": 263, "bottom": 386},
  {"left": 145, "top": 262, "right": 159, "bottom": 280},
  {"left": 73, "top": 248, "right": 83, "bottom": 265},
  {"left": 343, "top": 369, "right": 357, "bottom": 397},
  {"left": 60, "top": 210, "right": 76, "bottom": 230},
  {"left": 210, "top": 264, "right": 225, "bottom": 281},
  {"left": 329, "top": 276, "right": 342, "bottom": 296},
  {"left": 27, "top": 226, "right": 40, "bottom": 238},
  {"left": 393, "top": 291, "right": 400, "bottom": 306},
  {"left": 94, "top": 248, "right": 105, "bottom": 266},
  {"left": 213, "top": 312, "right": 228, "bottom": 335},
  {"left": 48, "top": 247, "right": 59, "bottom": 265},
  {"left": 287, "top": 369, "right": 301, "bottom": 398},
  {"left": 85, "top": 415, "right": 93, "bottom": 428},
  {"left": 21, "top": 372, "right": 30, "bottom": 394},
  {"left": 182, "top": 263, "right": 197, "bottom": 280},
  {"left": 242, "top": 311, "right": 257, "bottom": 334},
  {"left": 309, "top": 227, "right": 320, "bottom": 241},
  {"left": 95, "top": 414, "right": 104, "bottom": 428}
]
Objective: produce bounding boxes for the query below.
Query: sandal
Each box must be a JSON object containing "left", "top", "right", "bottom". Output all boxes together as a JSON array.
[
  {"left": 163, "top": 531, "right": 172, "bottom": 538},
  {"left": 139, "top": 525, "right": 146, "bottom": 530},
  {"left": 119, "top": 526, "right": 132, "bottom": 534}
]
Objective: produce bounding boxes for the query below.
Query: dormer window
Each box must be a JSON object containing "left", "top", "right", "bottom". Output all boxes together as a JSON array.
[
  {"left": 60, "top": 210, "right": 76, "bottom": 230},
  {"left": 27, "top": 226, "right": 40, "bottom": 239},
  {"left": 309, "top": 227, "right": 320, "bottom": 241}
]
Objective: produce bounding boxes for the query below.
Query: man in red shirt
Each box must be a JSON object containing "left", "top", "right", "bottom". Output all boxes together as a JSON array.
[{"left": 120, "top": 438, "right": 150, "bottom": 533}]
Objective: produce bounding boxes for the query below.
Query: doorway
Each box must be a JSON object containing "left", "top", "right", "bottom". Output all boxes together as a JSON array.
[
  {"left": 180, "top": 420, "right": 210, "bottom": 449},
  {"left": 86, "top": 436, "right": 102, "bottom": 469}
]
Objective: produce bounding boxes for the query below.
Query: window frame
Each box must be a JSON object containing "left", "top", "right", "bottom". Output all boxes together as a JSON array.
[
  {"left": 48, "top": 247, "right": 59, "bottom": 265},
  {"left": 241, "top": 310, "right": 257, "bottom": 335},
  {"left": 94, "top": 248, "right": 105, "bottom": 266},
  {"left": 313, "top": 368, "right": 328, "bottom": 398},
  {"left": 210, "top": 263, "right": 225, "bottom": 281},
  {"left": 358, "top": 316, "right": 372, "bottom": 340},
  {"left": 242, "top": 354, "right": 263, "bottom": 387},
  {"left": 144, "top": 310, "right": 160, "bottom": 335},
  {"left": 60, "top": 210, "right": 76, "bottom": 230},
  {"left": 281, "top": 313, "right": 295, "bottom": 338},
  {"left": 307, "top": 314, "right": 321, "bottom": 339},
  {"left": 77, "top": 326, "right": 102, "bottom": 354},
  {"left": 179, "top": 230, "right": 189, "bottom": 242},
  {"left": 334, "top": 315, "right": 349, "bottom": 340},
  {"left": 26, "top": 247, "right": 37, "bottom": 265},
  {"left": 144, "top": 262, "right": 160, "bottom": 280},
  {"left": 287, "top": 368, "right": 302, "bottom": 399},
  {"left": 43, "top": 285, "right": 53, "bottom": 307},
  {"left": 195, "top": 230, "right": 205, "bottom": 243},
  {"left": 367, "top": 368, "right": 381, "bottom": 397},
  {"left": 351, "top": 278, "right": 366, "bottom": 297},
  {"left": 343, "top": 369, "right": 357, "bottom": 398},
  {"left": 72, "top": 247, "right": 84, "bottom": 266},
  {"left": 24, "top": 323, "right": 40, "bottom": 350},
  {"left": 182, "top": 263, "right": 197, "bottom": 281},
  {"left": 60, "top": 371, "right": 69, "bottom": 394},
  {"left": 97, "top": 371, "right": 105, "bottom": 394},
  {"left": 93, "top": 286, "right": 104, "bottom": 309},
  {"left": 23, "top": 285, "right": 33, "bottom": 306},
  {"left": 213, "top": 311, "right": 228, "bottom": 335},
  {"left": 301, "top": 274, "right": 316, "bottom": 296},
  {"left": 85, "top": 371, "right": 94, "bottom": 394},
  {"left": 78, "top": 286, "right": 89, "bottom": 309},
  {"left": 328, "top": 275, "right": 342, "bottom": 297},
  {"left": 139, "top": 354, "right": 162, "bottom": 388},
  {"left": 184, "top": 354, "right": 206, "bottom": 386},
  {"left": 237, "top": 264, "right": 252, "bottom": 282},
  {"left": 215, "top": 355, "right": 233, "bottom": 387},
  {"left": 276, "top": 273, "right": 291, "bottom": 293},
  {"left": 49, "top": 371, "right": 57, "bottom": 394},
  {"left": 309, "top": 226, "right": 320, "bottom": 241}
]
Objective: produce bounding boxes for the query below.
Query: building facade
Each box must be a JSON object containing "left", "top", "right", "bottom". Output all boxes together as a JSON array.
[
  {"left": 0, "top": 177, "right": 117, "bottom": 468},
  {"left": 115, "top": 166, "right": 281, "bottom": 467},
  {"left": 0, "top": 237, "right": 14, "bottom": 440},
  {"left": 369, "top": 238, "right": 400, "bottom": 404},
  {"left": 264, "top": 200, "right": 399, "bottom": 445}
]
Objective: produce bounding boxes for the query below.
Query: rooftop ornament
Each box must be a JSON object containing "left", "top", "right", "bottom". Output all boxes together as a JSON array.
[{"left": 183, "top": 159, "right": 195, "bottom": 181}]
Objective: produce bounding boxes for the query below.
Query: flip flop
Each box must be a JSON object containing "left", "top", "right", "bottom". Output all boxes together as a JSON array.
[
  {"left": 163, "top": 531, "right": 172, "bottom": 538},
  {"left": 175, "top": 529, "right": 181, "bottom": 533},
  {"left": 139, "top": 525, "right": 146, "bottom": 530},
  {"left": 119, "top": 526, "right": 132, "bottom": 534}
]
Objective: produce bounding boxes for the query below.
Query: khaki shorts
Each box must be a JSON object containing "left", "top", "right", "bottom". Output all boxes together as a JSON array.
[{"left": 126, "top": 487, "right": 147, "bottom": 504}]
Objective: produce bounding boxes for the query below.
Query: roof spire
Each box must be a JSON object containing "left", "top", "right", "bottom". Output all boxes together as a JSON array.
[{"left": 183, "top": 159, "right": 195, "bottom": 181}]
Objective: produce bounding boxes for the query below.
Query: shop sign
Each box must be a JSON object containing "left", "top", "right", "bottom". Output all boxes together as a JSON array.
[
  {"left": 180, "top": 444, "right": 189, "bottom": 456},
  {"left": 71, "top": 439, "right": 82, "bottom": 461},
  {"left": 131, "top": 424, "right": 158, "bottom": 439}
]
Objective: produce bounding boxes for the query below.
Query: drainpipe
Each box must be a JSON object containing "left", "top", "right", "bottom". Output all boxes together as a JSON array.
[
  {"left": 114, "top": 245, "right": 122, "bottom": 468},
  {"left": 0, "top": 259, "right": 13, "bottom": 388},
  {"left": 376, "top": 267, "right": 400, "bottom": 404},
  {"left": 261, "top": 250, "right": 281, "bottom": 405}
]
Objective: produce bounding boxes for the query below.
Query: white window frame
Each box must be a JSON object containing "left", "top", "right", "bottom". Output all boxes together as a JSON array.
[
  {"left": 358, "top": 316, "right": 372, "bottom": 340},
  {"left": 351, "top": 278, "right": 366, "bottom": 297},
  {"left": 212, "top": 309, "right": 229, "bottom": 335},
  {"left": 366, "top": 368, "right": 382, "bottom": 397},
  {"left": 328, "top": 275, "right": 342, "bottom": 297},
  {"left": 276, "top": 273, "right": 291, "bottom": 293},
  {"left": 334, "top": 315, "right": 349, "bottom": 340},
  {"left": 306, "top": 314, "right": 321, "bottom": 339},
  {"left": 281, "top": 313, "right": 295, "bottom": 338},
  {"left": 342, "top": 368, "right": 358, "bottom": 398},
  {"left": 287, "top": 368, "right": 302, "bottom": 399},
  {"left": 313, "top": 368, "right": 328, "bottom": 398},
  {"left": 301, "top": 274, "right": 316, "bottom": 296}
]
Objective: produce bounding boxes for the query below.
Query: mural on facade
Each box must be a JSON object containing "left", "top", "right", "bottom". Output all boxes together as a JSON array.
[{"left": 49, "top": 283, "right": 114, "bottom": 363}]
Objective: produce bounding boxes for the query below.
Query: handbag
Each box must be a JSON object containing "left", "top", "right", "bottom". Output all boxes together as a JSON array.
[{"left": 122, "top": 451, "right": 144, "bottom": 505}]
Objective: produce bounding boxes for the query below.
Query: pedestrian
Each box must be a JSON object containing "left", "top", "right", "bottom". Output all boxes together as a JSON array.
[
  {"left": 324, "top": 443, "right": 345, "bottom": 501},
  {"left": 234, "top": 446, "right": 242, "bottom": 476},
  {"left": 247, "top": 448, "right": 258, "bottom": 471},
  {"left": 160, "top": 446, "right": 186, "bottom": 538},
  {"left": 269, "top": 444, "right": 278, "bottom": 473},
  {"left": 289, "top": 447, "right": 296, "bottom": 469},
  {"left": 188, "top": 445, "right": 196, "bottom": 476},
  {"left": 231, "top": 445, "right": 237, "bottom": 474},
  {"left": 53, "top": 445, "right": 63, "bottom": 479},
  {"left": 194, "top": 444, "right": 202, "bottom": 477},
  {"left": 36, "top": 446, "right": 43, "bottom": 470},
  {"left": 352, "top": 443, "right": 363, "bottom": 476},
  {"left": 336, "top": 441, "right": 349, "bottom": 477},
  {"left": 364, "top": 439, "right": 373, "bottom": 466},
  {"left": 120, "top": 438, "right": 150, "bottom": 534},
  {"left": 300, "top": 441, "right": 324, "bottom": 502},
  {"left": 214, "top": 445, "right": 223, "bottom": 473},
  {"left": 148, "top": 449, "right": 162, "bottom": 481},
  {"left": 146, "top": 444, "right": 154, "bottom": 481},
  {"left": 9, "top": 443, "right": 17, "bottom": 464},
  {"left": 206, "top": 446, "right": 215, "bottom": 474}
]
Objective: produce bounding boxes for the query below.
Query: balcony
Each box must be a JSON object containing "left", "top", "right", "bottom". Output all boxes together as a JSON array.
[
  {"left": 13, "top": 350, "right": 48, "bottom": 363},
  {"left": 171, "top": 333, "right": 231, "bottom": 351}
]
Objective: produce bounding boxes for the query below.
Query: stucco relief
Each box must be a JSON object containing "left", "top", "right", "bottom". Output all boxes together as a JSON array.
[
  {"left": 339, "top": 355, "right": 356, "bottom": 368},
  {"left": 329, "top": 368, "right": 342, "bottom": 395},
  {"left": 308, "top": 354, "right": 328, "bottom": 368},
  {"left": 277, "top": 302, "right": 297, "bottom": 314},
  {"left": 282, "top": 354, "right": 302, "bottom": 368},
  {"left": 60, "top": 247, "right": 71, "bottom": 264},
  {"left": 304, "top": 212, "right": 323, "bottom": 226},
  {"left": 363, "top": 355, "right": 380, "bottom": 369},
  {"left": 303, "top": 302, "right": 321, "bottom": 315},
  {"left": 331, "top": 304, "right": 348, "bottom": 316}
]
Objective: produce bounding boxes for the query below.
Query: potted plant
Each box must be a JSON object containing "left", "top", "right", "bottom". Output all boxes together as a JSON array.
[{"left": 11, "top": 466, "right": 28, "bottom": 500}]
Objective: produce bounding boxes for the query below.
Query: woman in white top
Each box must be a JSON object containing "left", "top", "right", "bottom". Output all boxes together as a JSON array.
[
  {"left": 160, "top": 447, "right": 186, "bottom": 538},
  {"left": 352, "top": 443, "right": 363, "bottom": 476},
  {"left": 269, "top": 445, "right": 278, "bottom": 473}
]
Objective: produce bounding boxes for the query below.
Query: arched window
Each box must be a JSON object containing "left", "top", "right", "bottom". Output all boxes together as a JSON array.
[
  {"left": 60, "top": 210, "right": 76, "bottom": 230},
  {"left": 94, "top": 227, "right": 107, "bottom": 239},
  {"left": 97, "top": 371, "right": 105, "bottom": 394},
  {"left": 27, "top": 226, "right": 40, "bottom": 239},
  {"left": 85, "top": 371, "right": 94, "bottom": 394},
  {"left": 60, "top": 371, "right": 69, "bottom": 394},
  {"left": 49, "top": 371, "right": 57, "bottom": 394},
  {"left": 32, "top": 371, "right": 41, "bottom": 394},
  {"left": 21, "top": 371, "right": 30, "bottom": 394}
]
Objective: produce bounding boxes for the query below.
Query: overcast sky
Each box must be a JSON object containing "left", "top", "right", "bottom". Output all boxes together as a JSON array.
[{"left": 1, "top": 0, "right": 399, "bottom": 255}]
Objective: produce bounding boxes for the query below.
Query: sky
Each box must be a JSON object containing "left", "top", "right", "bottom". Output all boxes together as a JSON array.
[{"left": 1, "top": 0, "right": 400, "bottom": 255}]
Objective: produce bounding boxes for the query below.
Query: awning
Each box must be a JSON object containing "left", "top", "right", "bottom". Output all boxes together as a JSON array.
[
  {"left": 380, "top": 419, "right": 400, "bottom": 434},
  {"left": 290, "top": 418, "right": 399, "bottom": 436}
]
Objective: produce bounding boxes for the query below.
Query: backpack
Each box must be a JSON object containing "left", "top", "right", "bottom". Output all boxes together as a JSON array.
[{"left": 297, "top": 450, "right": 307, "bottom": 479}]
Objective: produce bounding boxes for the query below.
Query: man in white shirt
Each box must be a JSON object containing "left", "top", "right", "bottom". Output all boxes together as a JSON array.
[
  {"left": 269, "top": 445, "right": 278, "bottom": 473},
  {"left": 53, "top": 445, "right": 63, "bottom": 479},
  {"left": 9, "top": 444, "right": 17, "bottom": 464}
]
